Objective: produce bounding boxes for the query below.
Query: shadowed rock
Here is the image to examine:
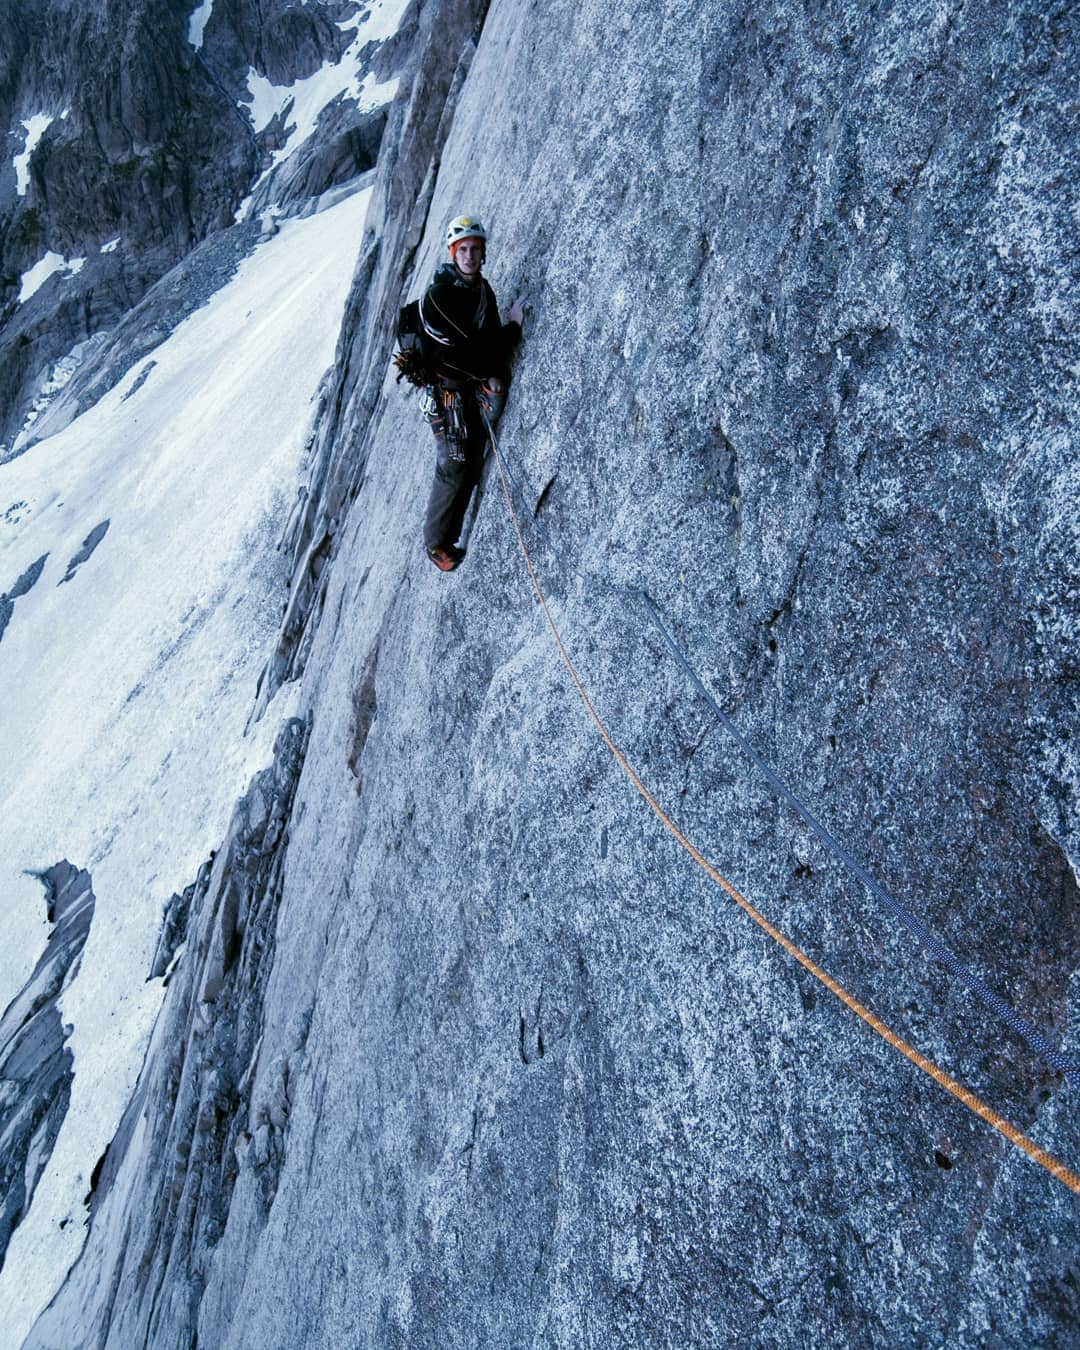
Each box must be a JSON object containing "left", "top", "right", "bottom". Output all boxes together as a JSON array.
[
  {"left": 0, "top": 862, "right": 95, "bottom": 1270},
  {"left": 58, "top": 521, "right": 109, "bottom": 585},
  {"left": 148, "top": 856, "right": 215, "bottom": 983}
]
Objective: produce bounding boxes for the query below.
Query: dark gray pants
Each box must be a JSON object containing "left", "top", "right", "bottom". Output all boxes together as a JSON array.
[{"left": 422, "top": 384, "right": 505, "bottom": 550}]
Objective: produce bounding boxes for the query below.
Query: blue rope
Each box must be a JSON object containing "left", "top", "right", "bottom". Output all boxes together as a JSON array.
[
  {"left": 485, "top": 425, "right": 1076, "bottom": 1087},
  {"left": 637, "top": 590, "right": 1077, "bottom": 1088}
]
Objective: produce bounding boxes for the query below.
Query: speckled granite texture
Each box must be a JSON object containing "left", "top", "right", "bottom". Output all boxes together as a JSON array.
[{"left": 28, "top": 1, "right": 1078, "bottom": 1344}]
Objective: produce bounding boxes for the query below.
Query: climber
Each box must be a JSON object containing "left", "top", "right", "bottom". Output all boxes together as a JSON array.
[{"left": 395, "top": 215, "right": 525, "bottom": 572}]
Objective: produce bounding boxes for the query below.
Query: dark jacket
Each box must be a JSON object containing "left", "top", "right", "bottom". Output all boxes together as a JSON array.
[{"left": 419, "top": 262, "right": 521, "bottom": 384}]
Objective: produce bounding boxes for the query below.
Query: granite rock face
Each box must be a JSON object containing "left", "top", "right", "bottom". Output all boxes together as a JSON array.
[{"left": 25, "top": 0, "right": 1080, "bottom": 1345}]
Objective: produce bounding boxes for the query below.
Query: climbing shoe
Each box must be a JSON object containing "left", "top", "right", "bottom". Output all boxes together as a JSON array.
[{"left": 426, "top": 543, "right": 465, "bottom": 572}]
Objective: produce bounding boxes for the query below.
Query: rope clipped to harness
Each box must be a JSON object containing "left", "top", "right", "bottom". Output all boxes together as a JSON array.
[{"left": 482, "top": 411, "right": 1079, "bottom": 1198}]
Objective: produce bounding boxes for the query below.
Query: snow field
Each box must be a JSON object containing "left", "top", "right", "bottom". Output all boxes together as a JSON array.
[{"left": 0, "top": 185, "right": 372, "bottom": 1345}]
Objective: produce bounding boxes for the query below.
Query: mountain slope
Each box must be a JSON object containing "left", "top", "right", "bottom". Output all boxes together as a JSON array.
[{"left": 0, "top": 0, "right": 407, "bottom": 454}]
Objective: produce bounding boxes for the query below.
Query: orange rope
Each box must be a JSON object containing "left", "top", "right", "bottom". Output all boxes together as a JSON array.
[{"left": 486, "top": 422, "right": 1079, "bottom": 1198}]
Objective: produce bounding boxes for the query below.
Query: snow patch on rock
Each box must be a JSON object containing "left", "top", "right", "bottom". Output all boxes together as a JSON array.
[
  {"left": 240, "top": 0, "right": 405, "bottom": 192},
  {"left": 188, "top": 0, "right": 214, "bottom": 50},
  {"left": 338, "top": 0, "right": 411, "bottom": 41},
  {"left": 13, "top": 115, "right": 52, "bottom": 196},
  {"left": 18, "top": 253, "right": 86, "bottom": 305}
]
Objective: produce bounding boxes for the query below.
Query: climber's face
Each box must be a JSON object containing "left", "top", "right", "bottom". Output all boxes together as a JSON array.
[{"left": 454, "top": 238, "right": 484, "bottom": 278}]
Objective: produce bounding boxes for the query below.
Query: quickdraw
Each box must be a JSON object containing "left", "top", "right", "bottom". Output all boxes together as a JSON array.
[
  {"left": 439, "top": 386, "right": 469, "bottom": 459},
  {"left": 392, "top": 343, "right": 432, "bottom": 387}
]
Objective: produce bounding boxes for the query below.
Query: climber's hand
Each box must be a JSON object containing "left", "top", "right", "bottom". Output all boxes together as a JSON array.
[{"left": 508, "top": 294, "right": 526, "bottom": 326}]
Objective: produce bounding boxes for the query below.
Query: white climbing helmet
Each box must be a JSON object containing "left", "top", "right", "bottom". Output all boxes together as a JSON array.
[{"left": 446, "top": 215, "right": 487, "bottom": 249}]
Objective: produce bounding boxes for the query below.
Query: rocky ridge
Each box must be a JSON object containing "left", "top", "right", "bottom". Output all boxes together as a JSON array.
[
  {"left": 25, "top": 723, "right": 308, "bottom": 1344},
  {"left": 0, "top": 864, "right": 96, "bottom": 1272}
]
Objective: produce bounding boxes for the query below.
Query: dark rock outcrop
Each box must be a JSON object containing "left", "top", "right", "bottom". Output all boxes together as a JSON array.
[
  {"left": 0, "top": 551, "right": 47, "bottom": 642},
  {"left": 148, "top": 855, "right": 215, "bottom": 983},
  {"left": 0, "top": 863, "right": 95, "bottom": 1271},
  {"left": 58, "top": 521, "right": 109, "bottom": 585}
]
